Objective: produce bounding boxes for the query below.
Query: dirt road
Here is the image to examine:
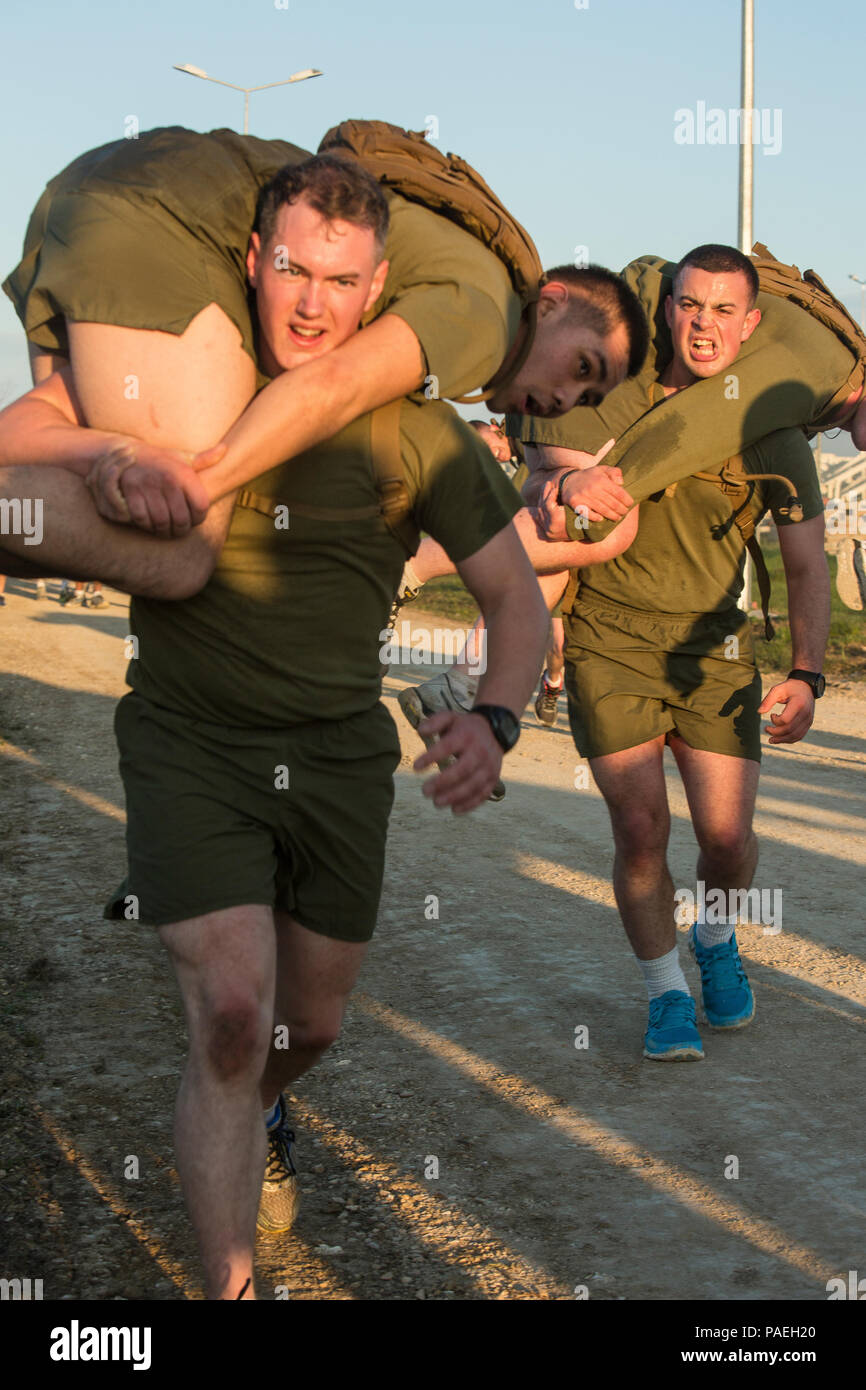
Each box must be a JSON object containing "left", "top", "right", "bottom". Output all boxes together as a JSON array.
[{"left": 1, "top": 579, "right": 864, "bottom": 1301}]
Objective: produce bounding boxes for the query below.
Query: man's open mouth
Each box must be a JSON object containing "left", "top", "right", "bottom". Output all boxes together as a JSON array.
[
  {"left": 288, "top": 324, "right": 326, "bottom": 346},
  {"left": 525, "top": 393, "right": 546, "bottom": 415},
  {"left": 689, "top": 337, "right": 718, "bottom": 361}
]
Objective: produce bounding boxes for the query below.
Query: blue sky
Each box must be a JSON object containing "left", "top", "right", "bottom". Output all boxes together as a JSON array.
[{"left": 2, "top": 0, "right": 864, "bottom": 424}]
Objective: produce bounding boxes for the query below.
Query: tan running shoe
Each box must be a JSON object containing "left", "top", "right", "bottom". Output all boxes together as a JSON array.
[{"left": 257, "top": 1096, "right": 300, "bottom": 1235}]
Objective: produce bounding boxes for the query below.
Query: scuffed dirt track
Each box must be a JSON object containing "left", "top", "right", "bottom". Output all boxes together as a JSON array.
[{"left": 1, "top": 582, "right": 864, "bottom": 1300}]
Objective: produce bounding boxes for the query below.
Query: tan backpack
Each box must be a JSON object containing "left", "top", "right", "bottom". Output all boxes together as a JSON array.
[
  {"left": 318, "top": 119, "right": 544, "bottom": 405},
  {"left": 751, "top": 242, "right": 866, "bottom": 421}
]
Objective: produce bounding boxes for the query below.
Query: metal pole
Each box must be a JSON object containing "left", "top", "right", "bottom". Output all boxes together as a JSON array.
[
  {"left": 243, "top": 89, "right": 249, "bottom": 135},
  {"left": 738, "top": 0, "right": 755, "bottom": 616},
  {"left": 737, "top": 0, "right": 754, "bottom": 256}
]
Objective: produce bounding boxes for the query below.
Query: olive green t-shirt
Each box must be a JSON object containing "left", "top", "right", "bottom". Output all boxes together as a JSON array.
[
  {"left": 506, "top": 254, "right": 853, "bottom": 538},
  {"left": 572, "top": 427, "right": 823, "bottom": 616},
  {"left": 126, "top": 399, "right": 521, "bottom": 727},
  {"left": 3, "top": 125, "right": 521, "bottom": 401}
]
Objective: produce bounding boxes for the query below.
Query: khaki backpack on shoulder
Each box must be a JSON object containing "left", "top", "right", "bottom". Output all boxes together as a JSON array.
[
  {"left": 750, "top": 241, "right": 866, "bottom": 422},
  {"left": 318, "top": 119, "right": 544, "bottom": 405}
]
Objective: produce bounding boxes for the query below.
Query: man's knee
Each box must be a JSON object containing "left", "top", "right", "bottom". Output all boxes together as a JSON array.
[
  {"left": 145, "top": 535, "right": 219, "bottom": 600},
  {"left": 286, "top": 1016, "right": 343, "bottom": 1057},
  {"left": 609, "top": 804, "right": 670, "bottom": 869},
  {"left": 197, "top": 990, "right": 273, "bottom": 1080},
  {"left": 696, "top": 823, "right": 756, "bottom": 870},
  {"left": 147, "top": 496, "right": 235, "bottom": 599}
]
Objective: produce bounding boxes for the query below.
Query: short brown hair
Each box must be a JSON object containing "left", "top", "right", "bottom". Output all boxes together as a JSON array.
[
  {"left": 674, "top": 244, "right": 759, "bottom": 308},
  {"left": 543, "top": 264, "right": 650, "bottom": 377},
  {"left": 255, "top": 154, "right": 390, "bottom": 258}
]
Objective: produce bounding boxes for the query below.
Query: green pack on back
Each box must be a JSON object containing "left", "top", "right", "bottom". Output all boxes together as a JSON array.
[
  {"left": 319, "top": 119, "right": 542, "bottom": 304},
  {"left": 318, "top": 119, "right": 543, "bottom": 404},
  {"left": 750, "top": 241, "right": 866, "bottom": 416}
]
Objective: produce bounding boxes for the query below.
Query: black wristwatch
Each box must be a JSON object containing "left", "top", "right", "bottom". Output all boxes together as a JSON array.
[
  {"left": 471, "top": 704, "right": 521, "bottom": 752},
  {"left": 787, "top": 669, "right": 826, "bottom": 698}
]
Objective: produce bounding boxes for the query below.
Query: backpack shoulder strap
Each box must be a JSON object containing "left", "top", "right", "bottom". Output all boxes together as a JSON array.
[
  {"left": 693, "top": 453, "right": 805, "bottom": 641},
  {"left": 236, "top": 402, "right": 419, "bottom": 558}
]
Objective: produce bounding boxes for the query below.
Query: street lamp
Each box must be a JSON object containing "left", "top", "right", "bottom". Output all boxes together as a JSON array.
[
  {"left": 737, "top": 0, "right": 755, "bottom": 617},
  {"left": 173, "top": 63, "right": 323, "bottom": 134},
  {"left": 849, "top": 274, "right": 866, "bottom": 333}
]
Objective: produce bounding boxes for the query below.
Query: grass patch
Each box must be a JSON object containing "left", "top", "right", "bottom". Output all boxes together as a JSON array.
[
  {"left": 752, "top": 542, "right": 866, "bottom": 679},
  {"left": 417, "top": 543, "right": 866, "bottom": 681}
]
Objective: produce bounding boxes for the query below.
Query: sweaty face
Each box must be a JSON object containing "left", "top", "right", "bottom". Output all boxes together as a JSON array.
[
  {"left": 665, "top": 267, "right": 761, "bottom": 383},
  {"left": 489, "top": 300, "right": 631, "bottom": 417},
  {"left": 247, "top": 196, "right": 387, "bottom": 375}
]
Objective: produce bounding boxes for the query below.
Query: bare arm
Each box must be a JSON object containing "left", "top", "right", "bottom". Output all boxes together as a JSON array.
[
  {"left": 197, "top": 313, "right": 425, "bottom": 501},
  {"left": 413, "top": 520, "right": 548, "bottom": 813},
  {"left": 0, "top": 369, "right": 108, "bottom": 475},
  {"left": 757, "top": 515, "right": 830, "bottom": 744},
  {"left": 518, "top": 497, "right": 638, "bottom": 570}
]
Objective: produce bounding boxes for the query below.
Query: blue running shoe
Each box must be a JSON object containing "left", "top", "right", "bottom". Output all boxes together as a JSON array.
[
  {"left": 643, "top": 990, "right": 704, "bottom": 1061},
  {"left": 689, "top": 926, "right": 755, "bottom": 1029}
]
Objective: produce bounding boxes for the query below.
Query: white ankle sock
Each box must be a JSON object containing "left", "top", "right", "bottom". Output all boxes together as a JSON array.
[
  {"left": 264, "top": 1100, "right": 281, "bottom": 1131},
  {"left": 545, "top": 670, "right": 564, "bottom": 688},
  {"left": 637, "top": 946, "right": 690, "bottom": 1001},
  {"left": 696, "top": 913, "right": 736, "bottom": 948}
]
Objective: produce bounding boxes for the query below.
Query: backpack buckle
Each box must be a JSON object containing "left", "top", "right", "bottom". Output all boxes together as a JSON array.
[{"left": 377, "top": 478, "right": 410, "bottom": 521}]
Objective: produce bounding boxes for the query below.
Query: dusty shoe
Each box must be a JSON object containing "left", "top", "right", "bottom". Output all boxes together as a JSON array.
[
  {"left": 835, "top": 538, "right": 866, "bottom": 611},
  {"left": 534, "top": 671, "right": 563, "bottom": 727},
  {"left": 398, "top": 671, "right": 506, "bottom": 801},
  {"left": 257, "top": 1096, "right": 300, "bottom": 1235}
]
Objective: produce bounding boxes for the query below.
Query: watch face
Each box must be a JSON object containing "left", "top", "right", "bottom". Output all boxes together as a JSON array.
[
  {"left": 815, "top": 674, "right": 826, "bottom": 698},
  {"left": 498, "top": 709, "right": 521, "bottom": 749},
  {"left": 474, "top": 705, "right": 521, "bottom": 751}
]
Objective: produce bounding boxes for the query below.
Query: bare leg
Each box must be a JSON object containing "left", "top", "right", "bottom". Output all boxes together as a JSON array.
[
  {"left": 589, "top": 739, "right": 674, "bottom": 960},
  {"left": 158, "top": 905, "right": 277, "bottom": 1301},
  {"left": 259, "top": 914, "right": 368, "bottom": 1107},
  {"left": 29, "top": 344, "right": 66, "bottom": 386},
  {"left": 669, "top": 738, "right": 760, "bottom": 899},
  {"left": 546, "top": 616, "right": 565, "bottom": 683},
  {"left": 2, "top": 308, "right": 256, "bottom": 593},
  {"left": 0, "top": 465, "right": 232, "bottom": 597},
  {"left": 448, "top": 570, "right": 569, "bottom": 683}
]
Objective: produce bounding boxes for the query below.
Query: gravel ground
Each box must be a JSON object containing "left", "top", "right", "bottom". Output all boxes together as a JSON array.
[{"left": 1, "top": 581, "right": 864, "bottom": 1301}]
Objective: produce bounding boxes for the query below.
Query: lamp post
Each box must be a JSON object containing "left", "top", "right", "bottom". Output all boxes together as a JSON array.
[
  {"left": 849, "top": 274, "right": 866, "bottom": 333},
  {"left": 173, "top": 64, "right": 322, "bottom": 134},
  {"left": 737, "top": 0, "right": 755, "bottom": 616}
]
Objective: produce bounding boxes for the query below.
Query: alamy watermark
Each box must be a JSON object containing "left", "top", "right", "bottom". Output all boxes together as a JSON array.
[
  {"left": 674, "top": 102, "right": 782, "bottom": 157},
  {"left": 825, "top": 497, "right": 866, "bottom": 537},
  {"left": 675, "top": 879, "right": 782, "bottom": 935},
  {"left": 0, "top": 497, "right": 43, "bottom": 545},
  {"left": 379, "top": 621, "right": 486, "bottom": 674}
]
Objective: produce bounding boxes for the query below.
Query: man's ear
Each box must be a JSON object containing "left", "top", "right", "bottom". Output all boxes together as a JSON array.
[
  {"left": 363, "top": 257, "right": 389, "bottom": 313},
  {"left": 664, "top": 293, "right": 673, "bottom": 327},
  {"left": 740, "top": 306, "right": 762, "bottom": 342},
  {"left": 537, "top": 280, "right": 570, "bottom": 318},
  {"left": 246, "top": 232, "right": 262, "bottom": 288}
]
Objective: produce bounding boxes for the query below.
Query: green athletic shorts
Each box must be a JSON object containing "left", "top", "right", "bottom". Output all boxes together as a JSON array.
[
  {"left": 6, "top": 187, "right": 257, "bottom": 361},
  {"left": 564, "top": 601, "right": 763, "bottom": 762},
  {"left": 104, "top": 692, "right": 401, "bottom": 939}
]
